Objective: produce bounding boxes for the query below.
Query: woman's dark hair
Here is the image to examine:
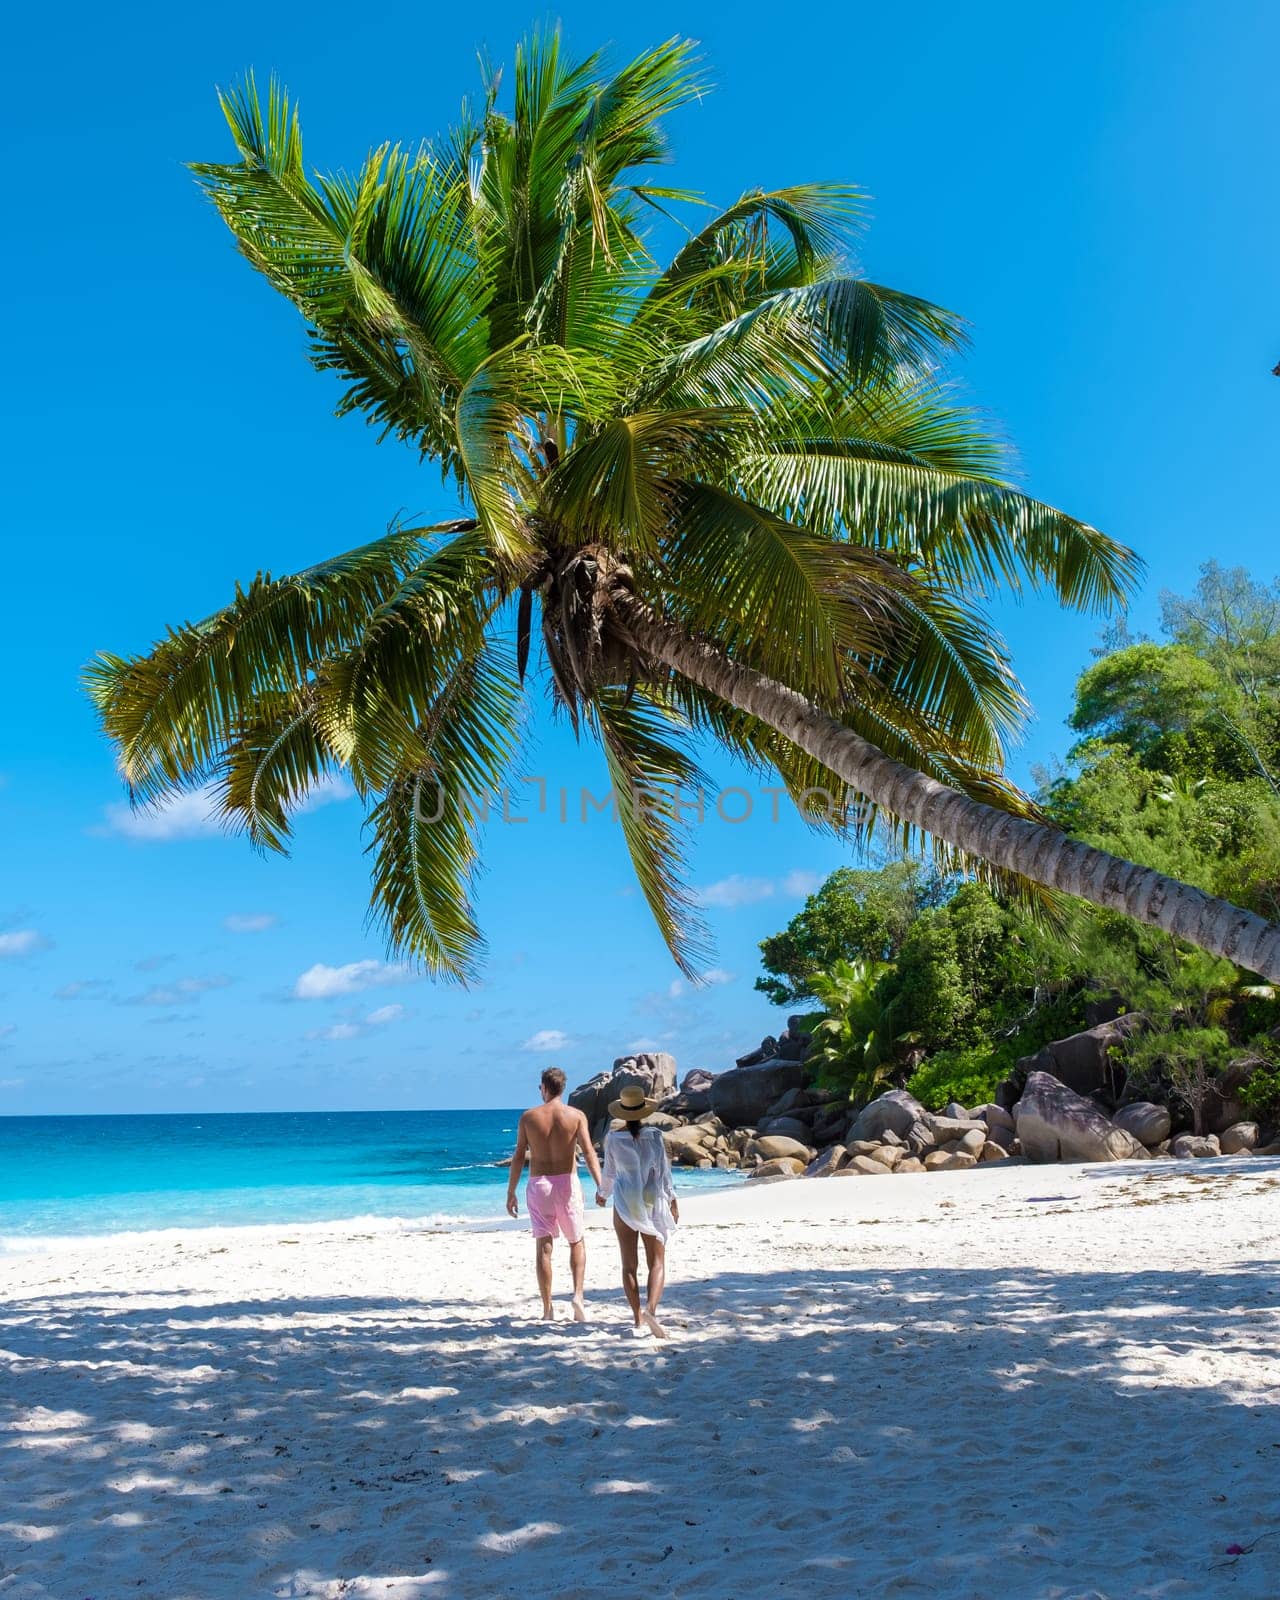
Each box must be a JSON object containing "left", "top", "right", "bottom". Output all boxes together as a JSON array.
[{"left": 627, "top": 1117, "right": 643, "bottom": 1139}]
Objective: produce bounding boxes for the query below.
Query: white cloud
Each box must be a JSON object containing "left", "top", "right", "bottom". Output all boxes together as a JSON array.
[
  {"left": 308, "top": 1021, "right": 362, "bottom": 1042},
  {"left": 293, "top": 960, "right": 414, "bottom": 1000},
  {"left": 131, "top": 975, "right": 232, "bottom": 1007},
  {"left": 0, "top": 929, "right": 49, "bottom": 958},
  {"left": 697, "top": 870, "right": 822, "bottom": 909},
  {"left": 667, "top": 978, "right": 685, "bottom": 999},
  {"left": 99, "top": 774, "right": 354, "bottom": 842},
  {"left": 98, "top": 787, "right": 223, "bottom": 842},
  {"left": 699, "top": 875, "right": 776, "bottom": 908},
  {"left": 223, "top": 913, "right": 279, "bottom": 934},
  {"left": 522, "top": 1028, "right": 570, "bottom": 1053},
  {"left": 626, "top": 1036, "right": 664, "bottom": 1052},
  {"left": 699, "top": 967, "right": 736, "bottom": 987},
  {"left": 307, "top": 1001, "right": 406, "bottom": 1044}
]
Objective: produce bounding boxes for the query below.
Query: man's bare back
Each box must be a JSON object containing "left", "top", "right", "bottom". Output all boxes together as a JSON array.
[{"left": 520, "top": 1098, "right": 592, "bottom": 1176}]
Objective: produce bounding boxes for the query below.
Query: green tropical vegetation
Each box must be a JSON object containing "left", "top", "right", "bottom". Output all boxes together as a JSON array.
[
  {"left": 762, "top": 562, "right": 1280, "bottom": 1115},
  {"left": 84, "top": 30, "right": 1280, "bottom": 985}
]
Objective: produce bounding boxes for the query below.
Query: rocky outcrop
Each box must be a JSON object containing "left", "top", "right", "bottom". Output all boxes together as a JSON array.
[
  {"left": 1014, "top": 1071, "right": 1143, "bottom": 1163},
  {"left": 710, "top": 1059, "right": 808, "bottom": 1128},
  {"left": 1016, "top": 1014, "right": 1144, "bottom": 1099},
  {"left": 569, "top": 1052, "right": 679, "bottom": 1143},
  {"left": 847, "top": 1089, "right": 924, "bottom": 1144},
  {"left": 735, "top": 1016, "right": 813, "bottom": 1069},
  {"left": 570, "top": 1029, "right": 1268, "bottom": 1186},
  {"left": 1113, "top": 1101, "right": 1172, "bottom": 1147},
  {"left": 660, "top": 1066, "right": 718, "bottom": 1117}
]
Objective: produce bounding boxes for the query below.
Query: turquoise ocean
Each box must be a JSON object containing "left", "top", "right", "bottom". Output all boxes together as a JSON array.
[{"left": 0, "top": 1110, "right": 733, "bottom": 1251}]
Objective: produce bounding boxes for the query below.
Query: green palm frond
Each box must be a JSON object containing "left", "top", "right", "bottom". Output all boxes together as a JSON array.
[
  {"left": 653, "top": 481, "right": 909, "bottom": 703},
  {"left": 365, "top": 641, "right": 522, "bottom": 980},
  {"left": 85, "top": 523, "right": 460, "bottom": 802},
  {"left": 213, "top": 687, "right": 336, "bottom": 853},
  {"left": 733, "top": 385, "right": 1137, "bottom": 611},
  {"left": 647, "top": 183, "right": 865, "bottom": 307}
]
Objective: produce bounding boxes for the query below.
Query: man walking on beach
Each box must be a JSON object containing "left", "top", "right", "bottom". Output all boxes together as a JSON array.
[{"left": 506, "top": 1067, "right": 604, "bottom": 1322}]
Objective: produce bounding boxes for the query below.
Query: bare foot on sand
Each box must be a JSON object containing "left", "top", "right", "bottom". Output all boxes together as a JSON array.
[
  {"left": 630, "top": 1322, "right": 647, "bottom": 1337},
  {"left": 642, "top": 1310, "right": 668, "bottom": 1339},
  {"left": 572, "top": 1298, "right": 586, "bottom": 1323},
  {"left": 541, "top": 1306, "right": 555, "bottom": 1321}
]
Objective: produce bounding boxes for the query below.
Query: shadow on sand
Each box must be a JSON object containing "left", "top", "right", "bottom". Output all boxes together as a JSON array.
[{"left": 3, "top": 1251, "right": 1280, "bottom": 1598}]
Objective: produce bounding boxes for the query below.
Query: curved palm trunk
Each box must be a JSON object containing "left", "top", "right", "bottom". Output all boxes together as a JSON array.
[{"left": 621, "top": 605, "right": 1280, "bottom": 982}]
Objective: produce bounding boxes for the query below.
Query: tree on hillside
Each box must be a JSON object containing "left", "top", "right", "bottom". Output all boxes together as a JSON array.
[
  {"left": 756, "top": 861, "right": 945, "bottom": 1004},
  {"left": 86, "top": 33, "right": 1280, "bottom": 981}
]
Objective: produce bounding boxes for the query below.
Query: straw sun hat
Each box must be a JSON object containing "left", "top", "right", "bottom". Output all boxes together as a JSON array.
[{"left": 609, "top": 1084, "right": 659, "bottom": 1121}]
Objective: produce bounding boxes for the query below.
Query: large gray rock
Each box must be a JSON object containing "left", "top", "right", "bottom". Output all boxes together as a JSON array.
[
  {"left": 663, "top": 1124, "right": 713, "bottom": 1154},
  {"left": 711, "top": 1059, "right": 808, "bottom": 1128},
  {"left": 764, "top": 1086, "right": 809, "bottom": 1119},
  {"left": 923, "top": 1149, "right": 977, "bottom": 1171},
  {"left": 756, "top": 1115, "right": 812, "bottom": 1142},
  {"left": 1014, "top": 1071, "right": 1143, "bottom": 1163},
  {"left": 1113, "top": 1101, "right": 1172, "bottom": 1147},
  {"left": 570, "top": 1052, "right": 678, "bottom": 1142},
  {"left": 748, "top": 1156, "right": 805, "bottom": 1180},
  {"left": 1220, "top": 1122, "right": 1260, "bottom": 1155},
  {"left": 1016, "top": 1013, "right": 1145, "bottom": 1098},
  {"left": 922, "top": 1113, "right": 988, "bottom": 1146},
  {"left": 754, "top": 1134, "right": 813, "bottom": 1162},
  {"left": 663, "top": 1066, "right": 718, "bottom": 1116},
  {"left": 848, "top": 1090, "right": 925, "bottom": 1144},
  {"left": 803, "top": 1145, "right": 846, "bottom": 1178},
  {"left": 836, "top": 1154, "right": 892, "bottom": 1176},
  {"left": 975, "top": 1103, "right": 1016, "bottom": 1137},
  {"left": 905, "top": 1120, "right": 937, "bottom": 1156},
  {"left": 1171, "top": 1133, "right": 1221, "bottom": 1159}
]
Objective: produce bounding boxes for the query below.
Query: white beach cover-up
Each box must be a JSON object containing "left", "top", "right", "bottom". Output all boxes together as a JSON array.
[{"left": 599, "top": 1125, "right": 677, "bottom": 1241}]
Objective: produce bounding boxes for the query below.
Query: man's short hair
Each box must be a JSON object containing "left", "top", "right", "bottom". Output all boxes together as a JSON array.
[{"left": 541, "top": 1066, "right": 567, "bottom": 1098}]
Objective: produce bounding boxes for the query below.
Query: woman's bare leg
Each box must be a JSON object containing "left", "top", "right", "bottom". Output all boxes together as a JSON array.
[
  {"left": 613, "top": 1213, "right": 642, "bottom": 1326},
  {"left": 641, "top": 1233, "right": 667, "bottom": 1337}
]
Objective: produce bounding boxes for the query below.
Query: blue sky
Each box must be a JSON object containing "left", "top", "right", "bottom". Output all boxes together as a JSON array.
[{"left": 1, "top": 0, "right": 1276, "bottom": 1114}]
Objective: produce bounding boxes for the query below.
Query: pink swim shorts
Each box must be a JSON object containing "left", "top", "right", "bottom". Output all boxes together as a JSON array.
[{"left": 526, "top": 1172, "right": 585, "bottom": 1242}]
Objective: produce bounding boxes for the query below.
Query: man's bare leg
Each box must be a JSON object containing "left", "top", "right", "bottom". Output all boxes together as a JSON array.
[
  {"left": 569, "top": 1238, "right": 587, "bottom": 1321},
  {"left": 641, "top": 1233, "right": 668, "bottom": 1338},
  {"left": 613, "top": 1213, "right": 643, "bottom": 1332},
  {"left": 535, "top": 1235, "right": 555, "bottom": 1319}
]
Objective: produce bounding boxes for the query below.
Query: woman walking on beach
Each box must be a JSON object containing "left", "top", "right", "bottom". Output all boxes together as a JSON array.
[{"left": 596, "top": 1085, "right": 679, "bottom": 1337}]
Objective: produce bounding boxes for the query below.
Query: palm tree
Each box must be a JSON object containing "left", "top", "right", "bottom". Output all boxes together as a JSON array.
[{"left": 86, "top": 32, "right": 1280, "bottom": 983}]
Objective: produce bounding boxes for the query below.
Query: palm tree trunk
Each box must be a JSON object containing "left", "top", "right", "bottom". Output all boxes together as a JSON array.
[{"left": 619, "top": 604, "right": 1280, "bottom": 982}]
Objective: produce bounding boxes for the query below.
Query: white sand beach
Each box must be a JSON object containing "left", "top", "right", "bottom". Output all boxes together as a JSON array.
[{"left": 3, "top": 1159, "right": 1280, "bottom": 1600}]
